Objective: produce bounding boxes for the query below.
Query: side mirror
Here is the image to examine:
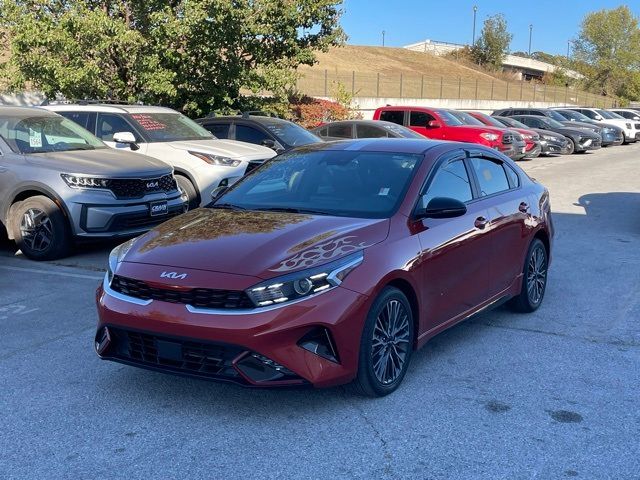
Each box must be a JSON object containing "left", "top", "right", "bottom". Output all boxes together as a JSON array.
[
  {"left": 261, "top": 139, "right": 276, "bottom": 149},
  {"left": 594, "top": 115, "right": 603, "bottom": 121},
  {"left": 427, "top": 120, "right": 442, "bottom": 129},
  {"left": 113, "top": 131, "right": 139, "bottom": 150},
  {"left": 417, "top": 197, "right": 467, "bottom": 219},
  {"left": 210, "top": 186, "right": 228, "bottom": 201}
]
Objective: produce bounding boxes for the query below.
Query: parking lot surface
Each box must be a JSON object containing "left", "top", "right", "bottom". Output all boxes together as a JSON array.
[{"left": 1, "top": 145, "right": 639, "bottom": 479}]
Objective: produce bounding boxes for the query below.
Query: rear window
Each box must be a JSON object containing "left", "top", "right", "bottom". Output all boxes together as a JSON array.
[{"left": 379, "top": 110, "right": 405, "bottom": 126}]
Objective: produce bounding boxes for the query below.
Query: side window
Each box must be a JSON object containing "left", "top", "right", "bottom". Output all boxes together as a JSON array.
[
  {"left": 356, "top": 124, "right": 387, "bottom": 138},
  {"left": 580, "top": 109, "right": 595, "bottom": 119},
  {"left": 410, "top": 111, "right": 435, "bottom": 127},
  {"left": 379, "top": 110, "right": 405, "bottom": 125},
  {"left": 97, "top": 114, "right": 139, "bottom": 142},
  {"left": 530, "top": 110, "right": 544, "bottom": 116},
  {"left": 58, "top": 112, "right": 91, "bottom": 130},
  {"left": 423, "top": 158, "right": 473, "bottom": 206},
  {"left": 504, "top": 164, "right": 520, "bottom": 188},
  {"left": 513, "top": 110, "right": 526, "bottom": 115},
  {"left": 327, "top": 124, "right": 353, "bottom": 138},
  {"left": 235, "top": 125, "right": 269, "bottom": 144},
  {"left": 470, "top": 157, "right": 510, "bottom": 197},
  {"left": 203, "top": 123, "right": 230, "bottom": 139}
]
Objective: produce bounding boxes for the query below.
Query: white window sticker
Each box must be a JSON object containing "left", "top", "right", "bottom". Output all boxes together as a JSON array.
[
  {"left": 378, "top": 187, "right": 390, "bottom": 196},
  {"left": 29, "top": 128, "right": 42, "bottom": 148}
]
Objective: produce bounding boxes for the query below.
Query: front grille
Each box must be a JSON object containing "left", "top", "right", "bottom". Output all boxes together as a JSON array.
[
  {"left": 108, "top": 327, "right": 245, "bottom": 380},
  {"left": 111, "top": 275, "right": 255, "bottom": 310},
  {"left": 502, "top": 133, "right": 514, "bottom": 144},
  {"left": 106, "top": 204, "right": 184, "bottom": 232},
  {"left": 244, "top": 160, "right": 264, "bottom": 176},
  {"left": 108, "top": 175, "right": 177, "bottom": 200},
  {"left": 635, "top": 123, "right": 640, "bottom": 130}
]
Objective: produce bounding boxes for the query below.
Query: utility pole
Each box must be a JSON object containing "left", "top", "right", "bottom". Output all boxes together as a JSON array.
[
  {"left": 472, "top": 5, "right": 478, "bottom": 45},
  {"left": 528, "top": 24, "right": 533, "bottom": 56},
  {"left": 567, "top": 40, "right": 571, "bottom": 59},
  {"left": 382, "top": 30, "right": 385, "bottom": 47}
]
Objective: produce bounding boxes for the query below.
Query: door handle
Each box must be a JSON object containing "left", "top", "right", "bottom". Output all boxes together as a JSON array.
[
  {"left": 474, "top": 216, "right": 488, "bottom": 229},
  {"left": 519, "top": 202, "right": 529, "bottom": 213}
]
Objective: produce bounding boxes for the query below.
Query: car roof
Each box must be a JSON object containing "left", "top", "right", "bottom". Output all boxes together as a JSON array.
[
  {"left": 0, "top": 106, "right": 59, "bottom": 118},
  {"left": 314, "top": 120, "right": 404, "bottom": 127},
  {"left": 197, "top": 115, "right": 295, "bottom": 125},
  {"left": 45, "top": 103, "right": 178, "bottom": 114},
  {"left": 296, "top": 138, "right": 455, "bottom": 155}
]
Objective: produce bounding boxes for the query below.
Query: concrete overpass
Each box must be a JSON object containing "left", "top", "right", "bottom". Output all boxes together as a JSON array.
[{"left": 404, "top": 39, "right": 583, "bottom": 80}]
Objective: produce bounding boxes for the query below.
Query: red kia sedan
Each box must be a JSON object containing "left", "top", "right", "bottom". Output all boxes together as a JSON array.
[{"left": 96, "top": 139, "right": 553, "bottom": 396}]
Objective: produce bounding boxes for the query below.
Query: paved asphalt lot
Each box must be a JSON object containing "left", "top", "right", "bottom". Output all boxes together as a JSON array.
[{"left": 1, "top": 144, "right": 639, "bottom": 479}]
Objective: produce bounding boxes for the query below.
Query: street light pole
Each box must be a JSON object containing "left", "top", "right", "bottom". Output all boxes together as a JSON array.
[
  {"left": 382, "top": 30, "right": 385, "bottom": 47},
  {"left": 528, "top": 24, "right": 533, "bottom": 56},
  {"left": 567, "top": 40, "right": 571, "bottom": 59},
  {"left": 472, "top": 5, "right": 478, "bottom": 45}
]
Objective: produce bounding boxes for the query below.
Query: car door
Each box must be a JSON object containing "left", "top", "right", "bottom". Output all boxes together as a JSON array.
[
  {"left": 409, "top": 110, "right": 440, "bottom": 139},
  {"left": 466, "top": 150, "right": 530, "bottom": 297},
  {"left": 96, "top": 113, "right": 146, "bottom": 152},
  {"left": 378, "top": 110, "right": 406, "bottom": 127},
  {"left": 416, "top": 149, "right": 491, "bottom": 328},
  {"left": 202, "top": 122, "right": 232, "bottom": 139},
  {"left": 234, "top": 123, "right": 273, "bottom": 146}
]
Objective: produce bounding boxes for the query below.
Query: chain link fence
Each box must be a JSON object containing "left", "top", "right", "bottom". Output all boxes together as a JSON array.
[{"left": 297, "top": 69, "right": 618, "bottom": 108}]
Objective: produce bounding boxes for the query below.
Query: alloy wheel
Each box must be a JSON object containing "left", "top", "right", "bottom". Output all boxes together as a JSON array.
[
  {"left": 526, "top": 245, "right": 547, "bottom": 305},
  {"left": 19, "top": 208, "right": 53, "bottom": 253},
  {"left": 371, "top": 299, "right": 411, "bottom": 385}
]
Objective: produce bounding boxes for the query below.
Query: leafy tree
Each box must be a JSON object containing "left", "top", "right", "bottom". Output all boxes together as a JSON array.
[
  {"left": 0, "top": 0, "right": 345, "bottom": 115},
  {"left": 470, "top": 14, "right": 512, "bottom": 70},
  {"left": 573, "top": 6, "right": 640, "bottom": 100}
]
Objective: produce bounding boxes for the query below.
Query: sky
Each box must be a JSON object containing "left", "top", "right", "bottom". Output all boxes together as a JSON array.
[{"left": 340, "top": 0, "right": 640, "bottom": 55}]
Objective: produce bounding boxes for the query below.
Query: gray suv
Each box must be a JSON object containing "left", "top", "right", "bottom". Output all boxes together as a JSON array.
[{"left": 0, "top": 107, "right": 187, "bottom": 260}]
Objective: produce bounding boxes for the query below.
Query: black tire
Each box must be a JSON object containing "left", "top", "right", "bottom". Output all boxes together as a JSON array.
[
  {"left": 351, "top": 287, "right": 414, "bottom": 397},
  {"left": 563, "top": 138, "right": 575, "bottom": 155},
  {"left": 176, "top": 175, "right": 199, "bottom": 210},
  {"left": 11, "top": 196, "right": 72, "bottom": 261},
  {"left": 508, "top": 238, "right": 548, "bottom": 313}
]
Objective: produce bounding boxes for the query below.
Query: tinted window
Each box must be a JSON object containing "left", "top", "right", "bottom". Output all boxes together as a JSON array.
[
  {"left": 356, "top": 124, "right": 387, "bottom": 138},
  {"left": 202, "top": 123, "right": 230, "bottom": 138},
  {"left": 215, "top": 150, "right": 422, "bottom": 219},
  {"left": 235, "top": 125, "right": 270, "bottom": 144},
  {"left": 410, "top": 111, "right": 433, "bottom": 127},
  {"left": 470, "top": 157, "right": 510, "bottom": 196},
  {"left": 59, "top": 112, "right": 91, "bottom": 130},
  {"left": 97, "top": 113, "right": 139, "bottom": 142},
  {"left": 380, "top": 110, "right": 405, "bottom": 125},
  {"left": 516, "top": 117, "right": 542, "bottom": 128},
  {"left": 504, "top": 164, "right": 520, "bottom": 188},
  {"left": 327, "top": 124, "right": 353, "bottom": 138},
  {"left": 423, "top": 158, "right": 472, "bottom": 205},
  {"left": 546, "top": 110, "right": 568, "bottom": 122},
  {"left": 579, "top": 109, "right": 597, "bottom": 119}
]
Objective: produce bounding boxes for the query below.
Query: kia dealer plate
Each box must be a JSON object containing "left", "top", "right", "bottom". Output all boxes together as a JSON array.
[{"left": 150, "top": 201, "right": 168, "bottom": 217}]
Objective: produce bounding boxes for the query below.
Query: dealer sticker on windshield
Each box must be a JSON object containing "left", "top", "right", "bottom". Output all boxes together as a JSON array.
[{"left": 29, "top": 128, "right": 42, "bottom": 148}]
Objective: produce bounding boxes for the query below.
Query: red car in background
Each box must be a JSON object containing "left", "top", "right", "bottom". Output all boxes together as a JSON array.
[
  {"left": 373, "top": 106, "right": 526, "bottom": 160},
  {"left": 465, "top": 111, "right": 541, "bottom": 159},
  {"left": 96, "top": 139, "right": 553, "bottom": 397}
]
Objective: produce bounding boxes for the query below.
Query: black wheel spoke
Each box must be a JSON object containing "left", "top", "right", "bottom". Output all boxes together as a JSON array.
[
  {"left": 19, "top": 208, "right": 53, "bottom": 253},
  {"left": 371, "top": 299, "right": 410, "bottom": 385},
  {"left": 526, "top": 245, "right": 547, "bottom": 305}
]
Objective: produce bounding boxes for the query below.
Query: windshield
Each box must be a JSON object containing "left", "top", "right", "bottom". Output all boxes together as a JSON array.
[
  {"left": 545, "top": 110, "right": 568, "bottom": 122},
  {"left": 381, "top": 124, "right": 425, "bottom": 138},
  {"left": 470, "top": 112, "right": 505, "bottom": 128},
  {"left": 264, "top": 121, "right": 322, "bottom": 147},
  {"left": 213, "top": 149, "right": 422, "bottom": 219},
  {"left": 557, "top": 109, "right": 590, "bottom": 122},
  {"left": 541, "top": 118, "right": 565, "bottom": 129},
  {"left": 435, "top": 110, "right": 465, "bottom": 126},
  {"left": 128, "top": 112, "right": 215, "bottom": 142},
  {"left": 597, "top": 109, "right": 622, "bottom": 120},
  {"left": 448, "top": 111, "right": 484, "bottom": 126},
  {"left": 0, "top": 115, "right": 105, "bottom": 154}
]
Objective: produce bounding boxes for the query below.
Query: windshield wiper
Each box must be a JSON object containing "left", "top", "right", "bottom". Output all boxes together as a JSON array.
[
  {"left": 253, "top": 207, "right": 329, "bottom": 215},
  {"left": 210, "top": 203, "right": 247, "bottom": 211}
]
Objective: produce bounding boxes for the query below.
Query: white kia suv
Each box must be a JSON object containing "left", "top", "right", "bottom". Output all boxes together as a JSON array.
[{"left": 44, "top": 102, "right": 276, "bottom": 208}]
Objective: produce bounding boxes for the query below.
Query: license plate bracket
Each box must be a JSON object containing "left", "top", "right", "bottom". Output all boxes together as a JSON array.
[
  {"left": 156, "top": 340, "right": 183, "bottom": 361},
  {"left": 150, "top": 201, "right": 168, "bottom": 217}
]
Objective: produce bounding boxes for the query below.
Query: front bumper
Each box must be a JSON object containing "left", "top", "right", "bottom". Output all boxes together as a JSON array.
[
  {"left": 523, "top": 142, "right": 541, "bottom": 159},
  {"left": 601, "top": 130, "right": 623, "bottom": 146},
  {"left": 539, "top": 138, "right": 567, "bottom": 155},
  {"left": 576, "top": 137, "right": 601, "bottom": 151},
  {"left": 95, "top": 266, "right": 371, "bottom": 388},
  {"left": 500, "top": 141, "right": 527, "bottom": 160}
]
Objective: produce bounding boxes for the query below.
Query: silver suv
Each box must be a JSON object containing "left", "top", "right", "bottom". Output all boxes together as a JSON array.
[{"left": 0, "top": 106, "right": 187, "bottom": 260}]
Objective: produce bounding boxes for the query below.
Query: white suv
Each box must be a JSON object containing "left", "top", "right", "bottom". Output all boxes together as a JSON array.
[
  {"left": 44, "top": 103, "right": 276, "bottom": 208},
  {"left": 560, "top": 107, "right": 638, "bottom": 144}
]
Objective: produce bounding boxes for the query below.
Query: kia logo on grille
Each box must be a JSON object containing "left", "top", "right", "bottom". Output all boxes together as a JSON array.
[
  {"left": 146, "top": 181, "right": 159, "bottom": 189},
  {"left": 160, "top": 271, "right": 187, "bottom": 280}
]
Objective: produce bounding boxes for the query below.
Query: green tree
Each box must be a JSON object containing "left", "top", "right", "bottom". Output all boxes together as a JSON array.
[
  {"left": 573, "top": 6, "right": 640, "bottom": 100},
  {"left": 0, "top": 0, "right": 345, "bottom": 115},
  {"left": 470, "top": 14, "right": 512, "bottom": 70}
]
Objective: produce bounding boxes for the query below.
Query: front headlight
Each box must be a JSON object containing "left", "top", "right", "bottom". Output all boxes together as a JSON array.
[
  {"left": 61, "top": 174, "right": 110, "bottom": 189},
  {"left": 246, "top": 251, "right": 364, "bottom": 307},
  {"left": 542, "top": 135, "right": 557, "bottom": 141},
  {"left": 107, "top": 238, "right": 138, "bottom": 284},
  {"left": 480, "top": 133, "right": 500, "bottom": 142},
  {"left": 189, "top": 151, "right": 241, "bottom": 167}
]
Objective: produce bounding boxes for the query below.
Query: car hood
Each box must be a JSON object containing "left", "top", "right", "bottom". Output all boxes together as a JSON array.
[
  {"left": 532, "top": 129, "right": 565, "bottom": 141},
  {"left": 553, "top": 126, "right": 599, "bottom": 138},
  {"left": 167, "top": 139, "right": 276, "bottom": 160},
  {"left": 25, "top": 148, "right": 171, "bottom": 177},
  {"left": 561, "top": 121, "right": 600, "bottom": 132},
  {"left": 121, "top": 208, "right": 390, "bottom": 278}
]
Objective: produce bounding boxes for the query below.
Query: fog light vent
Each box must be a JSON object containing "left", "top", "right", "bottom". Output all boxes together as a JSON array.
[
  {"left": 95, "top": 327, "right": 112, "bottom": 357},
  {"left": 235, "top": 352, "right": 298, "bottom": 383},
  {"left": 298, "top": 327, "right": 339, "bottom": 363}
]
